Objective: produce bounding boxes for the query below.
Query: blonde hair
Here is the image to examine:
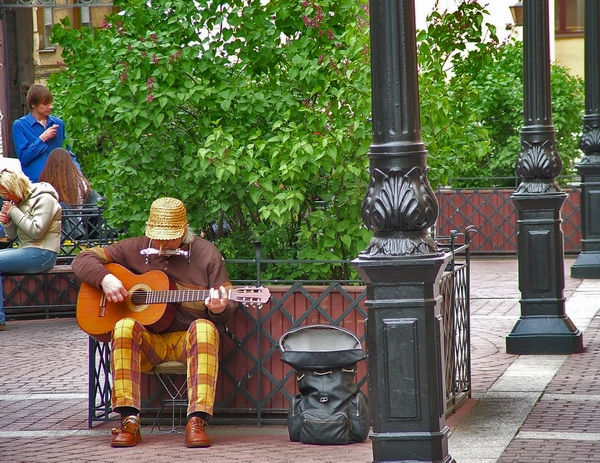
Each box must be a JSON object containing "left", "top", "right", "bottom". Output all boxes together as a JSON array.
[{"left": 0, "top": 168, "right": 33, "bottom": 201}]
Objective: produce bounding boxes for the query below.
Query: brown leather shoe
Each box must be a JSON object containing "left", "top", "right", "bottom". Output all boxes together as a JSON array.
[
  {"left": 111, "top": 415, "right": 142, "bottom": 447},
  {"left": 185, "top": 417, "right": 211, "bottom": 448}
]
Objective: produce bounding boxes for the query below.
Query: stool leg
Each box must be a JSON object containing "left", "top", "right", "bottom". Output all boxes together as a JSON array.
[
  {"left": 151, "top": 372, "right": 188, "bottom": 434},
  {"left": 151, "top": 401, "right": 166, "bottom": 434}
]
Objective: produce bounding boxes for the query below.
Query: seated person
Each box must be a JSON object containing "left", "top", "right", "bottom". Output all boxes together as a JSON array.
[
  {"left": 38, "top": 148, "right": 92, "bottom": 205},
  {"left": 72, "top": 197, "right": 237, "bottom": 448},
  {"left": 38, "top": 148, "right": 104, "bottom": 241},
  {"left": 0, "top": 168, "right": 62, "bottom": 331}
]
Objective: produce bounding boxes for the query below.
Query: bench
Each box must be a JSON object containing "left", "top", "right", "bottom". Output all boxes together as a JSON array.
[{"left": 2, "top": 204, "right": 117, "bottom": 320}]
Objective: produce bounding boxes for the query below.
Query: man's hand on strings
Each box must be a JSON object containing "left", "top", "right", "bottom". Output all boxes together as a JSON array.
[{"left": 100, "top": 273, "right": 129, "bottom": 303}]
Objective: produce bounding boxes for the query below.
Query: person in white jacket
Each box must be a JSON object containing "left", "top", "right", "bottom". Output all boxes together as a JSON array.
[{"left": 0, "top": 167, "right": 62, "bottom": 330}]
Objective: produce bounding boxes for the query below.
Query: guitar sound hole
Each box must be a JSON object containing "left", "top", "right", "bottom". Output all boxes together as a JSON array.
[{"left": 130, "top": 289, "right": 148, "bottom": 306}]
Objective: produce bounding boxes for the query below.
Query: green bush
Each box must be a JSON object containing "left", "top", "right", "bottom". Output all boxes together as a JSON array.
[
  {"left": 49, "top": 0, "right": 584, "bottom": 279},
  {"left": 417, "top": 1, "right": 584, "bottom": 188},
  {"left": 460, "top": 40, "right": 584, "bottom": 187},
  {"left": 50, "top": 0, "right": 372, "bottom": 281}
]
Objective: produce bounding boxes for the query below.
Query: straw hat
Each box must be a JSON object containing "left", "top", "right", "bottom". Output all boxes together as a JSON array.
[{"left": 145, "top": 197, "right": 188, "bottom": 240}]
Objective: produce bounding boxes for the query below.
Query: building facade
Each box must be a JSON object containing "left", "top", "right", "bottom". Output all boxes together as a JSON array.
[{"left": 0, "top": 0, "right": 114, "bottom": 157}]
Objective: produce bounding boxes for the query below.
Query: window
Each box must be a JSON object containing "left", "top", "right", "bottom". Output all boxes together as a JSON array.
[
  {"left": 80, "top": 6, "right": 92, "bottom": 28},
  {"left": 39, "top": 8, "right": 55, "bottom": 50},
  {"left": 555, "top": 0, "right": 584, "bottom": 34},
  {"left": 75, "top": 3, "right": 93, "bottom": 29}
]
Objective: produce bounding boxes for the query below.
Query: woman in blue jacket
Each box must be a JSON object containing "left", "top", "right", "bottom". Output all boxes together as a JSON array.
[{"left": 12, "top": 84, "right": 80, "bottom": 182}]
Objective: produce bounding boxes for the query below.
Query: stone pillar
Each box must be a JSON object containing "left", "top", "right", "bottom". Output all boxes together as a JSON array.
[
  {"left": 506, "top": 0, "right": 582, "bottom": 355},
  {"left": 571, "top": 0, "right": 600, "bottom": 278},
  {"left": 353, "top": 1, "right": 453, "bottom": 461}
]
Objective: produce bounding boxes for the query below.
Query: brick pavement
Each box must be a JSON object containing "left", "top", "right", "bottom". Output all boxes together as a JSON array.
[
  {"left": 0, "top": 257, "right": 598, "bottom": 462},
  {"left": 498, "top": 282, "right": 600, "bottom": 463}
]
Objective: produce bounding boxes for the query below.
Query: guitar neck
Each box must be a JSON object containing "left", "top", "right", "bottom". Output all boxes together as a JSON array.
[{"left": 133, "top": 289, "right": 226, "bottom": 305}]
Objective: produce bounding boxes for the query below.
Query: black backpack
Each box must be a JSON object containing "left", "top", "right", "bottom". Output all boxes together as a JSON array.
[{"left": 280, "top": 325, "right": 370, "bottom": 445}]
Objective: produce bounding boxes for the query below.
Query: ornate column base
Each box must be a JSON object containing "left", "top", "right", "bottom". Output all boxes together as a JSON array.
[
  {"left": 571, "top": 251, "right": 600, "bottom": 279},
  {"left": 506, "top": 317, "right": 583, "bottom": 354},
  {"left": 353, "top": 252, "right": 455, "bottom": 463},
  {"left": 571, "top": 158, "right": 600, "bottom": 279},
  {"left": 369, "top": 430, "right": 454, "bottom": 463},
  {"left": 507, "top": 192, "right": 583, "bottom": 355}
]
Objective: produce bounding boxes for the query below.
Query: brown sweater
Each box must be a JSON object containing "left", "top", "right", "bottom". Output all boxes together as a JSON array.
[{"left": 72, "top": 235, "right": 236, "bottom": 332}]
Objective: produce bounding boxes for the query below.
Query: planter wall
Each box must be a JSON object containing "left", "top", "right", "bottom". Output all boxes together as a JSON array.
[
  {"left": 435, "top": 187, "right": 581, "bottom": 253},
  {"left": 140, "top": 285, "right": 369, "bottom": 423}
]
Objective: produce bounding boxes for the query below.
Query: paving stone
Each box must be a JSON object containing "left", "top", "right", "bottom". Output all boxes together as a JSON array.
[{"left": 2, "top": 258, "right": 600, "bottom": 463}]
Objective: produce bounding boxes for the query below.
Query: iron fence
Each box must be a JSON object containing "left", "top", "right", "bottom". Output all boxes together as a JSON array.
[{"left": 87, "top": 229, "right": 475, "bottom": 427}]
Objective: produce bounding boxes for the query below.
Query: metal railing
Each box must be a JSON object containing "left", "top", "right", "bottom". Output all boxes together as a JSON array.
[
  {"left": 56, "top": 203, "right": 119, "bottom": 262},
  {"left": 87, "top": 229, "right": 475, "bottom": 427},
  {"left": 438, "top": 226, "right": 476, "bottom": 415}
]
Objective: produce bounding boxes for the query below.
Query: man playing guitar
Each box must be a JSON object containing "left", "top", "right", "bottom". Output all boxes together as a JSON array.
[{"left": 73, "top": 197, "right": 238, "bottom": 448}]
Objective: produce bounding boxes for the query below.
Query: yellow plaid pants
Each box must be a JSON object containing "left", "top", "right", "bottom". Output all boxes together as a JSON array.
[{"left": 111, "top": 317, "right": 219, "bottom": 417}]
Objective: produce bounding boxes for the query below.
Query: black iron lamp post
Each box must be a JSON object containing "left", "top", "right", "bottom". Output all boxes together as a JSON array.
[
  {"left": 505, "top": 0, "right": 583, "bottom": 355},
  {"left": 570, "top": 0, "right": 600, "bottom": 279},
  {"left": 353, "top": 1, "right": 454, "bottom": 462}
]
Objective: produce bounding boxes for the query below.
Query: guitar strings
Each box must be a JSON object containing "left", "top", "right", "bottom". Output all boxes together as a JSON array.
[{"left": 128, "top": 288, "right": 267, "bottom": 305}]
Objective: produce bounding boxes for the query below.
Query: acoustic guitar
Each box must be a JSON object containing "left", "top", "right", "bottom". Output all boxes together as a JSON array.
[{"left": 76, "top": 263, "right": 270, "bottom": 341}]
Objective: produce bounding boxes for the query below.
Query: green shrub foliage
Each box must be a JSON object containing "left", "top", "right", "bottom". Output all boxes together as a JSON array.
[
  {"left": 417, "top": 1, "right": 584, "bottom": 188},
  {"left": 50, "top": 0, "right": 584, "bottom": 279}
]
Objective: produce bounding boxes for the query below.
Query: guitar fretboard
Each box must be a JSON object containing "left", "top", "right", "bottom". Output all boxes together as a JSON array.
[{"left": 131, "top": 289, "right": 229, "bottom": 305}]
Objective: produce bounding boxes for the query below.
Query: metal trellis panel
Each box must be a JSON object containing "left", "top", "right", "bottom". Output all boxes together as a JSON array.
[{"left": 436, "top": 187, "right": 581, "bottom": 254}]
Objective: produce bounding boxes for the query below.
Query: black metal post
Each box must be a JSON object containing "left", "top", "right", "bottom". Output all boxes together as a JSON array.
[
  {"left": 570, "top": 0, "right": 600, "bottom": 278},
  {"left": 352, "top": 1, "right": 453, "bottom": 462},
  {"left": 253, "top": 240, "right": 262, "bottom": 426},
  {"left": 506, "top": 0, "right": 582, "bottom": 354}
]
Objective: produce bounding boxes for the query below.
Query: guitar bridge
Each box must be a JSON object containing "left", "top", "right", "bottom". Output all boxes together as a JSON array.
[{"left": 99, "top": 293, "right": 106, "bottom": 318}]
